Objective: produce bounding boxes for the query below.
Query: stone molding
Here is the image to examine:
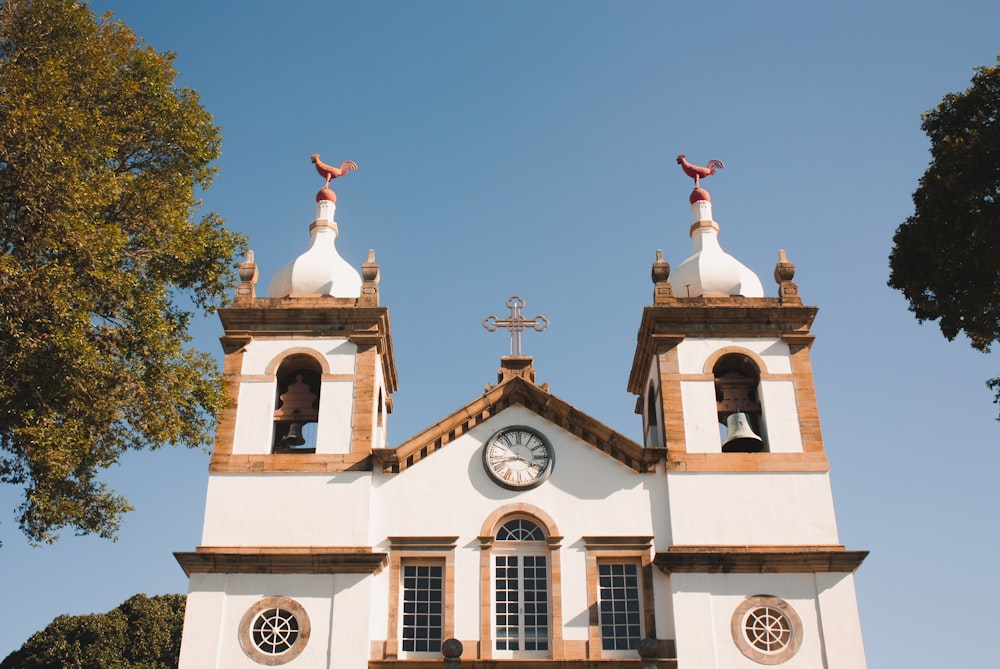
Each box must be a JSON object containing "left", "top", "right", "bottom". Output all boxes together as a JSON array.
[{"left": 174, "top": 546, "right": 388, "bottom": 575}]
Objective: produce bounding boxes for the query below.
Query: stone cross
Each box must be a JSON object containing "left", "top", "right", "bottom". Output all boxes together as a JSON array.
[{"left": 482, "top": 296, "right": 549, "bottom": 356}]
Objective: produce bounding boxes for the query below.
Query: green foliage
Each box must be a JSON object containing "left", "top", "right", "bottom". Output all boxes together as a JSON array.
[
  {"left": 0, "top": 593, "right": 185, "bottom": 669},
  {"left": 0, "top": 0, "right": 247, "bottom": 542},
  {"left": 888, "top": 56, "right": 1000, "bottom": 412}
]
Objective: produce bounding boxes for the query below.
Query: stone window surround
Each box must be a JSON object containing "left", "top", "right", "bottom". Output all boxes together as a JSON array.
[
  {"left": 478, "top": 504, "right": 564, "bottom": 660},
  {"left": 583, "top": 536, "right": 655, "bottom": 659},
  {"left": 384, "top": 537, "right": 458, "bottom": 660},
  {"left": 730, "top": 595, "right": 803, "bottom": 665},
  {"left": 238, "top": 596, "right": 311, "bottom": 666}
]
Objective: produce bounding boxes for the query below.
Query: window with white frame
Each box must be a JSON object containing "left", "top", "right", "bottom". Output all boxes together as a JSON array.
[
  {"left": 598, "top": 562, "right": 642, "bottom": 651},
  {"left": 400, "top": 562, "right": 444, "bottom": 653},
  {"left": 494, "top": 518, "right": 550, "bottom": 654}
]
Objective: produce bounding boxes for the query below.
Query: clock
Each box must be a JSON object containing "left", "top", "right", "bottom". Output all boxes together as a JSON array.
[{"left": 483, "top": 425, "right": 554, "bottom": 490}]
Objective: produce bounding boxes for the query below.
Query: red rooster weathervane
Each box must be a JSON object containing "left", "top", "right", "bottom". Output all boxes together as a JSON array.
[
  {"left": 311, "top": 153, "right": 358, "bottom": 188},
  {"left": 676, "top": 154, "right": 724, "bottom": 188}
]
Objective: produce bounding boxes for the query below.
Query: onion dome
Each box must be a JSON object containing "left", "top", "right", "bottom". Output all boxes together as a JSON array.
[
  {"left": 669, "top": 194, "right": 764, "bottom": 298},
  {"left": 268, "top": 195, "right": 362, "bottom": 298}
]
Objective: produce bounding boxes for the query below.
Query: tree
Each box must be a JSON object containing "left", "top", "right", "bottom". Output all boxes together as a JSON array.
[
  {"left": 0, "top": 593, "right": 185, "bottom": 668},
  {"left": 888, "top": 56, "right": 1000, "bottom": 414},
  {"left": 0, "top": 0, "right": 246, "bottom": 543}
]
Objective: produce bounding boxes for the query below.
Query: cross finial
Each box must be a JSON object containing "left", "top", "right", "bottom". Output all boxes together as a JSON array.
[{"left": 482, "top": 296, "right": 549, "bottom": 356}]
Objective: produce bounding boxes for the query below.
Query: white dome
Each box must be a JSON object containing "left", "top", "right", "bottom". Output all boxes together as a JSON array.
[
  {"left": 669, "top": 200, "right": 764, "bottom": 298},
  {"left": 268, "top": 200, "right": 362, "bottom": 298}
]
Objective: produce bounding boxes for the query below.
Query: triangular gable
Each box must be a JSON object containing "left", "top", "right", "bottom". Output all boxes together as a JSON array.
[{"left": 373, "top": 375, "right": 666, "bottom": 475}]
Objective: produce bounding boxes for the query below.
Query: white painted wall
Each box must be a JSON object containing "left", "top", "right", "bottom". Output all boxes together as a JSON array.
[
  {"left": 667, "top": 472, "right": 840, "bottom": 545},
  {"left": 201, "top": 472, "right": 372, "bottom": 545},
  {"left": 230, "top": 338, "right": 361, "bottom": 455},
  {"left": 676, "top": 337, "right": 792, "bottom": 375},
  {"left": 670, "top": 572, "right": 866, "bottom": 668},
  {"left": 815, "top": 573, "right": 868, "bottom": 668},
  {"left": 759, "top": 379, "right": 804, "bottom": 452},
  {"left": 179, "top": 573, "right": 345, "bottom": 669},
  {"left": 370, "top": 406, "right": 668, "bottom": 648},
  {"left": 240, "top": 338, "right": 358, "bottom": 375},
  {"left": 232, "top": 381, "right": 276, "bottom": 454},
  {"left": 681, "top": 380, "right": 723, "bottom": 452}
]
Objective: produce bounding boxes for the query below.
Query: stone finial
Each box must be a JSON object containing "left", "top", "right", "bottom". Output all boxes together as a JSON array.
[
  {"left": 360, "top": 249, "right": 380, "bottom": 306},
  {"left": 442, "top": 638, "right": 463, "bottom": 669},
  {"left": 652, "top": 249, "right": 674, "bottom": 303},
  {"left": 638, "top": 637, "right": 660, "bottom": 669},
  {"left": 774, "top": 249, "right": 801, "bottom": 305},
  {"left": 236, "top": 250, "right": 258, "bottom": 301}
]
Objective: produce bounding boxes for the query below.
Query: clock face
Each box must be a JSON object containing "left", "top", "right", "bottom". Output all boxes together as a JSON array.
[{"left": 483, "top": 426, "right": 554, "bottom": 490}]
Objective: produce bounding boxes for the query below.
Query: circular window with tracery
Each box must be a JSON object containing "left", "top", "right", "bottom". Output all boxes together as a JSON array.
[
  {"left": 239, "top": 597, "right": 311, "bottom": 665},
  {"left": 731, "top": 596, "right": 802, "bottom": 665}
]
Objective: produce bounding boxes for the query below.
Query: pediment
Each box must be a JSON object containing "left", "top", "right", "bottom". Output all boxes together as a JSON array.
[{"left": 373, "top": 376, "right": 664, "bottom": 475}]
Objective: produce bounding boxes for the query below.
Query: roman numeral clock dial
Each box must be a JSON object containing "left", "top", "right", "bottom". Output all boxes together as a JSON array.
[{"left": 482, "top": 426, "right": 554, "bottom": 490}]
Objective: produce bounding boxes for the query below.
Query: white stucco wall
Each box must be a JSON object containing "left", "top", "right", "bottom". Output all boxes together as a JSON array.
[
  {"left": 179, "top": 573, "right": 362, "bottom": 669},
  {"left": 201, "top": 472, "right": 372, "bottom": 545},
  {"left": 370, "top": 405, "right": 669, "bottom": 647},
  {"left": 676, "top": 337, "right": 792, "bottom": 375},
  {"left": 759, "top": 379, "right": 804, "bottom": 452},
  {"left": 675, "top": 338, "right": 805, "bottom": 453},
  {"left": 681, "top": 380, "right": 723, "bottom": 452},
  {"left": 240, "top": 338, "right": 358, "bottom": 375},
  {"left": 670, "top": 571, "right": 866, "bottom": 669},
  {"left": 230, "top": 338, "right": 360, "bottom": 455},
  {"left": 667, "top": 472, "right": 840, "bottom": 545}
]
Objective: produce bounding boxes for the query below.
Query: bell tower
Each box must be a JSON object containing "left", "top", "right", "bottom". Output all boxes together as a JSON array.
[
  {"left": 176, "top": 159, "right": 395, "bottom": 668},
  {"left": 628, "top": 157, "right": 868, "bottom": 667}
]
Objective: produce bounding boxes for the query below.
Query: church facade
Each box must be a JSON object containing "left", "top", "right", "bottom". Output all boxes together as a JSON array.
[{"left": 175, "top": 162, "right": 868, "bottom": 668}]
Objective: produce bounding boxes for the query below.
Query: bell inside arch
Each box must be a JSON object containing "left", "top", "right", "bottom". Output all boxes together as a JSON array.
[
  {"left": 721, "top": 411, "right": 764, "bottom": 453},
  {"left": 281, "top": 421, "right": 307, "bottom": 448}
]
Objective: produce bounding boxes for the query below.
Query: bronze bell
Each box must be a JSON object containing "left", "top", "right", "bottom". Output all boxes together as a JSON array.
[
  {"left": 281, "top": 422, "right": 306, "bottom": 448},
  {"left": 721, "top": 411, "right": 764, "bottom": 453}
]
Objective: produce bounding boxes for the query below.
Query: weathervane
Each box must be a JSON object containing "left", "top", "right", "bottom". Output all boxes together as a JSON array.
[
  {"left": 676, "top": 154, "right": 724, "bottom": 189},
  {"left": 311, "top": 153, "right": 358, "bottom": 201},
  {"left": 482, "top": 296, "right": 549, "bottom": 356}
]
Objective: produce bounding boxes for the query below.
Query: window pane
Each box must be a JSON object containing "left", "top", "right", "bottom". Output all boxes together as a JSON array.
[
  {"left": 598, "top": 563, "right": 642, "bottom": 651},
  {"left": 401, "top": 564, "right": 443, "bottom": 653}
]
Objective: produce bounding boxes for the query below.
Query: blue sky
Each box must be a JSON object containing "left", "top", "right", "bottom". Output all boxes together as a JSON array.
[{"left": 2, "top": 2, "right": 999, "bottom": 666}]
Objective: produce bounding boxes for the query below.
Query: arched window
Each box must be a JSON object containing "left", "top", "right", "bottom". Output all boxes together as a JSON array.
[
  {"left": 272, "top": 354, "right": 322, "bottom": 453},
  {"left": 493, "top": 517, "right": 551, "bottom": 656},
  {"left": 713, "top": 353, "right": 766, "bottom": 452}
]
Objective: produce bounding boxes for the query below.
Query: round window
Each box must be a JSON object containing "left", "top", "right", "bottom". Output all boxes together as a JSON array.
[
  {"left": 251, "top": 607, "right": 300, "bottom": 655},
  {"left": 730, "top": 596, "right": 802, "bottom": 665},
  {"left": 743, "top": 605, "right": 792, "bottom": 654},
  {"left": 239, "top": 597, "right": 311, "bottom": 665}
]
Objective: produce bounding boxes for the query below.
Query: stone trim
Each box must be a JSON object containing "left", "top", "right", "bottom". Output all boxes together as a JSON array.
[
  {"left": 209, "top": 452, "right": 373, "bottom": 473},
  {"left": 377, "top": 377, "right": 663, "bottom": 476},
  {"left": 701, "top": 346, "right": 772, "bottom": 376},
  {"left": 174, "top": 546, "right": 388, "bottom": 575},
  {"left": 238, "top": 596, "right": 311, "bottom": 665},
  {"left": 263, "top": 346, "right": 333, "bottom": 376},
  {"left": 219, "top": 301, "right": 397, "bottom": 393},
  {"left": 583, "top": 537, "right": 656, "bottom": 659},
  {"left": 654, "top": 545, "right": 868, "bottom": 574},
  {"left": 479, "top": 504, "right": 561, "bottom": 539},
  {"left": 628, "top": 303, "right": 817, "bottom": 396},
  {"left": 730, "top": 596, "right": 803, "bottom": 665},
  {"left": 665, "top": 451, "right": 829, "bottom": 472},
  {"left": 368, "top": 660, "right": 678, "bottom": 669},
  {"left": 478, "top": 509, "right": 564, "bottom": 660},
  {"left": 383, "top": 538, "right": 459, "bottom": 659}
]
